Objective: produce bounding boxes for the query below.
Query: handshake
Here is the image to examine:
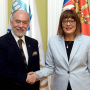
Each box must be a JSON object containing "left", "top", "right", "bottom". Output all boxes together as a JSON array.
[{"left": 26, "top": 72, "right": 38, "bottom": 85}]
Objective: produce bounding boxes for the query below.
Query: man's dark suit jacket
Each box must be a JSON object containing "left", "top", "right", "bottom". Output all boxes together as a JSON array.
[{"left": 0, "top": 32, "right": 40, "bottom": 90}]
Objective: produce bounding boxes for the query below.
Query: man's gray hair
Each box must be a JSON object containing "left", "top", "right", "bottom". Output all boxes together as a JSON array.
[{"left": 10, "top": 10, "right": 30, "bottom": 23}]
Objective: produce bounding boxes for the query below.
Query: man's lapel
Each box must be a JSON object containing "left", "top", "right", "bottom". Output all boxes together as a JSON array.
[
  {"left": 25, "top": 36, "right": 32, "bottom": 64},
  {"left": 7, "top": 32, "right": 26, "bottom": 63},
  {"left": 7, "top": 32, "right": 20, "bottom": 53}
]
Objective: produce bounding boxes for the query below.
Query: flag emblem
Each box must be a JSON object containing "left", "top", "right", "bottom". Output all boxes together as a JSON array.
[{"left": 11, "top": 0, "right": 27, "bottom": 14}]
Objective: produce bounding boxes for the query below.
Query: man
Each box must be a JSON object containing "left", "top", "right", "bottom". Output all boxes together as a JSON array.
[{"left": 0, "top": 10, "right": 39, "bottom": 90}]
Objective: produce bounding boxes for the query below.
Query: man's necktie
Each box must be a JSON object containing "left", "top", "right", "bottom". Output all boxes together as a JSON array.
[
  {"left": 18, "top": 39, "right": 23, "bottom": 49},
  {"left": 18, "top": 39, "right": 27, "bottom": 69}
]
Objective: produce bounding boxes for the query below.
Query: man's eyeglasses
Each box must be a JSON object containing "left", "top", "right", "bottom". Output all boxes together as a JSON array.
[{"left": 62, "top": 20, "right": 76, "bottom": 25}]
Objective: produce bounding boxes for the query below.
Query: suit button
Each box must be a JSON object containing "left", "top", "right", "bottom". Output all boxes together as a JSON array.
[
  {"left": 67, "top": 71, "right": 70, "bottom": 74},
  {"left": 15, "top": 83, "right": 20, "bottom": 85}
]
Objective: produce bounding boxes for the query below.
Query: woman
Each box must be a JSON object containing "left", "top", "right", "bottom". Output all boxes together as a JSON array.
[{"left": 30, "top": 10, "right": 90, "bottom": 90}]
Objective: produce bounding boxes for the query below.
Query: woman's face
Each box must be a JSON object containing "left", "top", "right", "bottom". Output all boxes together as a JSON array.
[{"left": 62, "top": 18, "right": 76, "bottom": 36}]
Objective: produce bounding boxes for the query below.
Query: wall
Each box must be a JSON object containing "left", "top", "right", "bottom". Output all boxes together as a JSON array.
[
  {"left": 8, "top": 0, "right": 90, "bottom": 55},
  {"left": 35, "top": 0, "right": 47, "bottom": 55},
  {"left": 89, "top": 0, "right": 90, "bottom": 10}
]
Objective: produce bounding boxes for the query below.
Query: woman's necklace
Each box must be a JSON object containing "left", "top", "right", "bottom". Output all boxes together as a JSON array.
[{"left": 66, "top": 41, "right": 71, "bottom": 49}]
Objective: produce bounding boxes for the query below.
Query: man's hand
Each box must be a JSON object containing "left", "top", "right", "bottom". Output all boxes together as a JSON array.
[{"left": 26, "top": 72, "right": 38, "bottom": 84}]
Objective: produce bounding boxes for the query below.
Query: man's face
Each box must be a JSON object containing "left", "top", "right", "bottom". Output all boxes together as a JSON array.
[{"left": 10, "top": 10, "right": 30, "bottom": 38}]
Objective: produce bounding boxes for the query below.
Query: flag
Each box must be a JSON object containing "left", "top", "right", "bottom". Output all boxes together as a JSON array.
[
  {"left": 75, "top": 0, "right": 90, "bottom": 36},
  {"left": 8, "top": 0, "right": 49, "bottom": 90},
  {"left": 63, "top": 0, "right": 75, "bottom": 10},
  {"left": 63, "top": 0, "right": 90, "bottom": 36}
]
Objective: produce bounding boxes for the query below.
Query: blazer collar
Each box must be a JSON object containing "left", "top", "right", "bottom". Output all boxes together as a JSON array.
[
  {"left": 57, "top": 35, "right": 69, "bottom": 64},
  {"left": 69, "top": 35, "right": 82, "bottom": 64},
  {"left": 25, "top": 36, "right": 31, "bottom": 55},
  {"left": 7, "top": 32, "right": 31, "bottom": 50},
  {"left": 7, "top": 32, "right": 19, "bottom": 49},
  {"left": 25, "top": 36, "right": 32, "bottom": 63},
  {"left": 57, "top": 34, "right": 82, "bottom": 65},
  {"left": 7, "top": 32, "right": 32, "bottom": 64},
  {"left": 7, "top": 32, "right": 25, "bottom": 63}
]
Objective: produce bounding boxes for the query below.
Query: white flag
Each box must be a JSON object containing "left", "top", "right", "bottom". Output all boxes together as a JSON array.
[
  {"left": 47, "top": 1, "right": 64, "bottom": 90},
  {"left": 8, "top": 0, "right": 49, "bottom": 90}
]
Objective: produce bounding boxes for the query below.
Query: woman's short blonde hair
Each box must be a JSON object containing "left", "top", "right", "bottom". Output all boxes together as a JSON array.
[{"left": 58, "top": 9, "right": 82, "bottom": 36}]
